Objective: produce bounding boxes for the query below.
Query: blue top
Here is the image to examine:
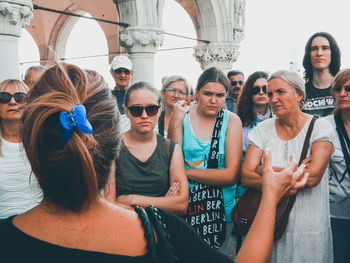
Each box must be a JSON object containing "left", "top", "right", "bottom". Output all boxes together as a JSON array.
[
  {"left": 182, "top": 109, "right": 235, "bottom": 223},
  {"left": 225, "top": 95, "right": 236, "bottom": 112}
]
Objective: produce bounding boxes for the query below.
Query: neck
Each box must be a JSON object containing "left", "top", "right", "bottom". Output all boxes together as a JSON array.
[
  {"left": 277, "top": 110, "right": 306, "bottom": 129},
  {"left": 230, "top": 93, "right": 239, "bottom": 102},
  {"left": 312, "top": 69, "right": 333, "bottom": 89},
  {"left": 1, "top": 120, "right": 21, "bottom": 142},
  {"left": 253, "top": 104, "right": 267, "bottom": 115},
  {"left": 115, "top": 86, "right": 128, "bottom": 92},
  {"left": 126, "top": 129, "right": 155, "bottom": 143}
]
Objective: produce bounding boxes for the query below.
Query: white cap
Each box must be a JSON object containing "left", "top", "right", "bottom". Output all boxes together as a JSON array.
[{"left": 110, "top": 55, "right": 133, "bottom": 71}]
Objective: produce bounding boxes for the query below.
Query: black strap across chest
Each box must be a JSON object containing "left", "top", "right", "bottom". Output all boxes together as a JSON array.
[{"left": 334, "top": 114, "right": 350, "bottom": 176}]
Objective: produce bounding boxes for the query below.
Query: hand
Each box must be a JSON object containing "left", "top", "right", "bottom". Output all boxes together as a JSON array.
[
  {"left": 116, "top": 194, "right": 135, "bottom": 206},
  {"left": 262, "top": 148, "right": 309, "bottom": 202},
  {"left": 171, "top": 99, "right": 191, "bottom": 122},
  {"left": 165, "top": 182, "right": 180, "bottom": 197}
]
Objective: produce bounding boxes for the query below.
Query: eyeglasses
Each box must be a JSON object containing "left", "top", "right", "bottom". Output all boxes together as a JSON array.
[
  {"left": 251, "top": 85, "right": 267, "bottom": 95},
  {"left": 231, "top": 81, "right": 243, "bottom": 86},
  {"left": 0, "top": 92, "right": 26, "bottom": 104},
  {"left": 332, "top": 85, "right": 350, "bottom": 93},
  {"left": 166, "top": 88, "right": 187, "bottom": 96},
  {"left": 127, "top": 105, "right": 160, "bottom": 117},
  {"left": 113, "top": 68, "right": 131, "bottom": 75}
]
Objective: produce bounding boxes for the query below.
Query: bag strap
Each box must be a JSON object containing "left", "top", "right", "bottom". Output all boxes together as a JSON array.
[
  {"left": 334, "top": 114, "right": 350, "bottom": 176},
  {"left": 165, "top": 138, "right": 171, "bottom": 164},
  {"left": 145, "top": 205, "right": 178, "bottom": 263},
  {"left": 298, "top": 115, "right": 319, "bottom": 165},
  {"left": 134, "top": 206, "right": 159, "bottom": 263},
  {"left": 207, "top": 109, "right": 224, "bottom": 169},
  {"left": 158, "top": 109, "right": 166, "bottom": 137}
]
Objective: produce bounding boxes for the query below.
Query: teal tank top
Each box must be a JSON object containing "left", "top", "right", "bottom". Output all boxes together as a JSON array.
[{"left": 182, "top": 109, "right": 235, "bottom": 223}]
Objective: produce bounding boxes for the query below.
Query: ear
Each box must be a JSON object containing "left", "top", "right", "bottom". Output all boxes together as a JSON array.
[{"left": 130, "top": 70, "right": 134, "bottom": 76}]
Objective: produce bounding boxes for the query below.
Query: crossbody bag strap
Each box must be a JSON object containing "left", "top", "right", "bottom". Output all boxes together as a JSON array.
[
  {"left": 134, "top": 206, "right": 158, "bottom": 263},
  {"left": 158, "top": 109, "right": 166, "bottom": 137},
  {"left": 207, "top": 109, "right": 224, "bottom": 169},
  {"left": 334, "top": 114, "right": 350, "bottom": 175},
  {"left": 298, "top": 115, "right": 319, "bottom": 165}
]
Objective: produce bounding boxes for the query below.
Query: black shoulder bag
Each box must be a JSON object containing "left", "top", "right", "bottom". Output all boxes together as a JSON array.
[{"left": 185, "top": 109, "right": 227, "bottom": 249}]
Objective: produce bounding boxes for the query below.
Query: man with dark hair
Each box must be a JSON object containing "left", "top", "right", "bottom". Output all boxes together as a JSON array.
[
  {"left": 110, "top": 55, "right": 134, "bottom": 115},
  {"left": 23, "top": 65, "right": 46, "bottom": 89},
  {"left": 302, "top": 32, "right": 341, "bottom": 116},
  {"left": 226, "top": 70, "right": 244, "bottom": 112}
]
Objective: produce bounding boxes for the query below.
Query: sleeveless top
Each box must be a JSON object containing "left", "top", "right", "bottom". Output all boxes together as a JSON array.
[
  {"left": 182, "top": 109, "right": 235, "bottom": 223},
  {"left": 116, "top": 134, "right": 176, "bottom": 197}
]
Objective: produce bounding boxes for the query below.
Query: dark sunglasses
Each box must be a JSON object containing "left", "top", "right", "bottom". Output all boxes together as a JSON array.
[
  {"left": 251, "top": 85, "right": 267, "bottom": 95},
  {"left": 113, "top": 68, "right": 131, "bottom": 75},
  {"left": 128, "top": 105, "right": 160, "bottom": 117},
  {"left": 332, "top": 85, "right": 350, "bottom": 93},
  {"left": 231, "top": 80, "right": 243, "bottom": 86},
  {"left": 0, "top": 92, "right": 26, "bottom": 104}
]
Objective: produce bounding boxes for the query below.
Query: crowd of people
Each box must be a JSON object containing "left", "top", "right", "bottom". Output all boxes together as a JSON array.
[{"left": 0, "top": 31, "right": 349, "bottom": 263}]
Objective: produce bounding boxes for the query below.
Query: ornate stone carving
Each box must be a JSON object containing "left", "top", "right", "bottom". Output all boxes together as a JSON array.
[
  {"left": 194, "top": 43, "right": 240, "bottom": 70},
  {"left": 233, "top": 0, "right": 246, "bottom": 32},
  {"left": 119, "top": 27, "right": 164, "bottom": 53},
  {"left": 0, "top": 0, "right": 33, "bottom": 36}
]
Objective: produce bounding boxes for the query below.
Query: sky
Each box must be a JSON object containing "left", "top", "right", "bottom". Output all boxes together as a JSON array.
[{"left": 19, "top": 0, "right": 350, "bottom": 90}]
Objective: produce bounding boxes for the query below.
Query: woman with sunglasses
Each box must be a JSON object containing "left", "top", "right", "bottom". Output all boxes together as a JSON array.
[
  {"left": 324, "top": 69, "right": 350, "bottom": 263},
  {"left": 157, "top": 75, "right": 191, "bottom": 137},
  {"left": 0, "top": 64, "right": 234, "bottom": 262},
  {"left": 168, "top": 67, "right": 242, "bottom": 258},
  {"left": 0, "top": 79, "right": 42, "bottom": 219},
  {"left": 113, "top": 81, "right": 189, "bottom": 215},
  {"left": 241, "top": 70, "right": 334, "bottom": 262}
]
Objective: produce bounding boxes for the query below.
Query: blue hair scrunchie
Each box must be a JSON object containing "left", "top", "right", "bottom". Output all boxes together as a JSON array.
[{"left": 59, "top": 104, "right": 93, "bottom": 144}]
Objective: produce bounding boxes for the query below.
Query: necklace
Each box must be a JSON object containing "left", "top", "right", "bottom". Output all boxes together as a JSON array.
[{"left": 283, "top": 140, "right": 289, "bottom": 160}]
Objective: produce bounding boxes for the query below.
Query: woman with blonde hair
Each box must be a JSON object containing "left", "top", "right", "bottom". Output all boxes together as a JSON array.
[
  {"left": 242, "top": 70, "right": 335, "bottom": 262},
  {"left": 0, "top": 79, "right": 42, "bottom": 219}
]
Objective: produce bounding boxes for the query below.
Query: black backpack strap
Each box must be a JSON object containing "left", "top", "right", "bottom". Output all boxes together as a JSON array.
[{"left": 134, "top": 206, "right": 158, "bottom": 263}]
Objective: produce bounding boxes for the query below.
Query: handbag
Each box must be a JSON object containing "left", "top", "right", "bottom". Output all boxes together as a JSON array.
[
  {"left": 135, "top": 205, "right": 178, "bottom": 263},
  {"left": 231, "top": 115, "right": 319, "bottom": 240},
  {"left": 185, "top": 109, "right": 227, "bottom": 249}
]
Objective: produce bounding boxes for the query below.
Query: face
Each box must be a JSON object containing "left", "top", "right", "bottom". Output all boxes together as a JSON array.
[
  {"left": 0, "top": 85, "right": 26, "bottom": 121},
  {"left": 162, "top": 80, "right": 188, "bottom": 108},
  {"left": 124, "top": 88, "right": 160, "bottom": 134},
  {"left": 267, "top": 78, "right": 303, "bottom": 117},
  {"left": 310, "top": 36, "right": 331, "bottom": 71},
  {"left": 251, "top": 78, "right": 268, "bottom": 106},
  {"left": 110, "top": 67, "right": 134, "bottom": 90},
  {"left": 197, "top": 82, "right": 226, "bottom": 117},
  {"left": 228, "top": 74, "right": 244, "bottom": 99},
  {"left": 333, "top": 80, "right": 350, "bottom": 110}
]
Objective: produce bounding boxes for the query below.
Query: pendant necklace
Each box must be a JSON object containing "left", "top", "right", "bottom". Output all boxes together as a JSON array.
[{"left": 284, "top": 140, "right": 289, "bottom": 160}]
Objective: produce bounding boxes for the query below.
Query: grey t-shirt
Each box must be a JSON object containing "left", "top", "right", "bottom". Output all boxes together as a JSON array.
[
  {"left": 116, "top": 134, "right": 176, "bottom": 197},
  {"left": 325, "top": 115, "right": 350, "bottom": 220}
]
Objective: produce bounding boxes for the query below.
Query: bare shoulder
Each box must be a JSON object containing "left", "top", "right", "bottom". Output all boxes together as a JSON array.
[{"left": 227, "top": 111, "right": 242, "bottom": 130}]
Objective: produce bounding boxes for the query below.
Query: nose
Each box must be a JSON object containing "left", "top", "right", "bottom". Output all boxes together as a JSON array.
[
  {"left": 141, "top": 108, "right": 148, "bottom": 118},
  {"left": 339, "top": 87, "right": 347, "bottom": 97},
  {"left": 209, "top": 95, "right": 216, "bottom": 104},
  {"left": 9, "top": 96, "right": 16, "bottom": 104}
]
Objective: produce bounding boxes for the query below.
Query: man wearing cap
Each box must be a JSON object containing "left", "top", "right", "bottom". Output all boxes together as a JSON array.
[
  {"left": 110, "top": 55, "right": 134, "bottom": 114},
  {"left": 226, "top": 70, "right": 244, "bottom": 112}
]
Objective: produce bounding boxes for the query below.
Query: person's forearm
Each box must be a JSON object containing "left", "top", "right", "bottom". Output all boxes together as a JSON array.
[
  {"left": 167, "top": 119, "right": 183, "bottom": 145},
  {"left": 186, "top": 167, "right": 238, "bottom": 185},
  {"left": 235, "top": 193, "right": 278, "bottom": 263},
  {"left": 241, "top": 169, "right": 262, "bottom": 190},
  {"left": 131, "top": 194, "right": 188, "bottom": 215}
]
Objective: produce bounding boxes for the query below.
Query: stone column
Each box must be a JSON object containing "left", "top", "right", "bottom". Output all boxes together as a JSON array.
[
  {"left": 0, "top": 0, "right": 33, "bottom": 81},
  {"left": 119, "top": 26, "right": 164, "bottom": 85}
]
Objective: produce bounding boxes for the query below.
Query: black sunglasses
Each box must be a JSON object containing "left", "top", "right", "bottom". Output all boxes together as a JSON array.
[
  {"left": 113, "top": 68, "right": 131, "bottom": 75},
  {"left": 251, "top": 85, "right": 267, "bottom": 95},
  {"left": 231, "top": 80, "right": 243, "bottom": 86},
  {"left": 0, "top": 92, "right": 26, "bottom": 104},
  {"left": 332, "top": 85, "right": 350, "bottom": 93},
  {"left": 128, "top": 105, "right": 160, "bottom": 117}
]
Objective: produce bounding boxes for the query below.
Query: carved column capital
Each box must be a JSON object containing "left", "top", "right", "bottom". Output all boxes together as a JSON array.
[
  {"left": 194, "top": 43, "right": 240, "bottom": 70},
  {"left": 0, "top": 0, "right": 33, "bottom": 36},
  {"left": 119, "top": 26, "right": 164, "bottom": 54}
]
